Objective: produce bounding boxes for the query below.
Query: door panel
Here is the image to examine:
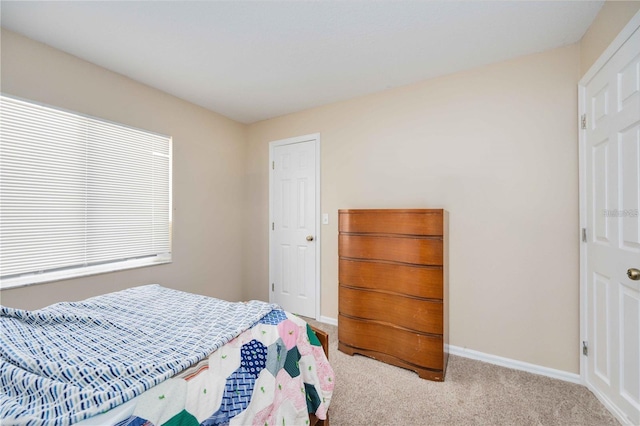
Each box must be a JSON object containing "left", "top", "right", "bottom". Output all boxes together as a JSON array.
[
  {"left": 593, "top": 138, "right": 611, "bottom": 243},
  {"left": 593, "top": 273, "right": 611, "bottom": 386},
  {"left": 270, "top": 138, "right": 317, "bottom": 318},
  {"left": 620, "top": 125, "right": 640, "bottom": 249},
  {"left": 620, "top": 286, "right": 640, "bottom": 409}
]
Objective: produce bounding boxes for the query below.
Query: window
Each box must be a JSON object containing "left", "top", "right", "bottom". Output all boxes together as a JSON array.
[{"left": 0, "top": 95, "right": 172, "bottom": 289}]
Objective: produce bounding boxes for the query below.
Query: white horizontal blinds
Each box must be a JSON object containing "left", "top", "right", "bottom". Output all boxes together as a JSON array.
[
  {"left": 85, "top": 121, "right": 171, "bottom": 264},
  {"left": 0, "top": 95, "right": 172, "bottom": 281},
  {"left": 1, "top": 98, "right": 88, "bottom": 277},
  {"left": 152, "top": 150, "right": 171, "bottom": 254}
]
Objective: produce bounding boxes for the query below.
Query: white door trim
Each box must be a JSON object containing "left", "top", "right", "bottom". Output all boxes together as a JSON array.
[
  {"left": 268, "top": 133, "right": 321, "bottom": 320},
  {"left": 580, "top": 11, "right": 640, "bottom": 85},
  {"left": 578, "top": 10, "right": 640, "bottom": 425}
]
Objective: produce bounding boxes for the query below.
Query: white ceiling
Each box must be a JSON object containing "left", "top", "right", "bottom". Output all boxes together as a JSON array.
[{"left": 1, "top": 1, "right": 603, "bottom": 124}]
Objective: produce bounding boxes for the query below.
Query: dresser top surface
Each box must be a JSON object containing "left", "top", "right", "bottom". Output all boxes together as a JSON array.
[{"left": 339, "top": 209, "right": 445, "bottom": 214}]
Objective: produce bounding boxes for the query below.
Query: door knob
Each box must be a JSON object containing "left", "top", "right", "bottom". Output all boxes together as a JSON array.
[
  {"left": 628, "top": 268, "right": 640, "bottom": 281},
  {"left": 306, "top": 235, "right": 314, "bottom": 242}
]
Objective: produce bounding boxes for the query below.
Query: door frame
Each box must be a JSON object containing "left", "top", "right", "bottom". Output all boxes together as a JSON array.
[
  {"left": 268, "top": 133, "right": 321, "bottom": 320},
  {"left": 578, "top": 10, "right": 640, "bottom": 424}
]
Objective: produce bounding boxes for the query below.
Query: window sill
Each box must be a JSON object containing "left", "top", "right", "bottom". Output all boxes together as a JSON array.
[{"left": 0, "top": 257, "right": 172, "bottom": 290}]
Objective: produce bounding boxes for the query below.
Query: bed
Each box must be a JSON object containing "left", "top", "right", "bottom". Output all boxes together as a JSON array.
[{"left": 0, "top": 285, "right": 334, "bottom": 426}]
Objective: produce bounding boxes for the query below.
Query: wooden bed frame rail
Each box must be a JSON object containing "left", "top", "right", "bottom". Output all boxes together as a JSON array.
[{"left": 308, "top": 326, "right": 329, "bottom": 426}]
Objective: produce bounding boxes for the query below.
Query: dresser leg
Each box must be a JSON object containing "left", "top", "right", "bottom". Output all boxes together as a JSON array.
[{"left": 338, "top": 342, "right": 356, "bottom": 356}]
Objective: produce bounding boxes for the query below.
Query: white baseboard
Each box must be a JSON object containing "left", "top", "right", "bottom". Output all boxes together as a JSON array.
[
  {"left": 318, "top": 315, "right": 338, "bottom": 326},
  {"left": 315, "top": 321, "right": 580, "bottom": 385},
  {"left": 447, "top": 344, "right": 582, "bottom": 384}
]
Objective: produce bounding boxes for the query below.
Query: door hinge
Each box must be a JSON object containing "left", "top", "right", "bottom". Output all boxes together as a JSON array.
[
  {"left": 272, "top": 161, "right": 275, "bottom": 170},
  {"left": 581, "top": 114, "right": 587, "bottom": 130},
  {"left": 581, "top": 228, "right": 587, "bottom": 243},
  {"left": 272, "top": 283, "right": 274, "bottom": 292},
  {"left": 272, "top": 222, "right": 274, "bottom": 231},
  {"left": 582, "top": 341, "right": 588, "bottom": 356}
]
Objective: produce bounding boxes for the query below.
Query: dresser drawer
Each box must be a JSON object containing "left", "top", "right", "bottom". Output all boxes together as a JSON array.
[
  {"left": 339, "top": 258, "right": 443, "bottom": 300},
  {"left": 339, "top": 209, "right": 443, "bottom": 236},
  {"left": 338, "top": 315, "right": 444, "bottom": 370},
  {"left": 339, "top": 286, "right": 443, "bottom": 335},
  {"left": 339, "top": 234, "right": 443, "bottom": 265}
]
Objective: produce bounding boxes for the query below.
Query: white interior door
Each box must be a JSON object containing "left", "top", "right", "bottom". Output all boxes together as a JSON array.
[
  {"left": 582, "top": 23, "right": 640, "bottom": 426},
  {"left": 269, "top": 135, "right": 319, "bottom": 318}
]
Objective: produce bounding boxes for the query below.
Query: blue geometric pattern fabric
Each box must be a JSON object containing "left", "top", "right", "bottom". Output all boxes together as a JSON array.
[
  {"left": 240, "top": 340, "right": 267, "bottom": 378},
  {"left": 258, "top": 309, "right": 287, "bottom": 325},
  {"left": 0, "top": 285, "right": 277, "bottom": 425},
  {"left": 201, "top": 369, "right": 256, "bottom": 426}
]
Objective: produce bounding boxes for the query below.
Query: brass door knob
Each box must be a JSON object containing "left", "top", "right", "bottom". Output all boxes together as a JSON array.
[
  {"left": 628, "top": 268, "right": 640, "bottom": 281},
  {"left": 306, "top": 235, "right": 314, "bottom": 242}
]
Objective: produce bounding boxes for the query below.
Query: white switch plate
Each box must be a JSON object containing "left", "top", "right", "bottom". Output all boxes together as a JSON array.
[{"left": 322, "top": 213, "right": 329, "bottom": 225}]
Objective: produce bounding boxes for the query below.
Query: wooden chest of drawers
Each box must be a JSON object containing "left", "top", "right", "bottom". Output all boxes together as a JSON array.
[{"left": 338, "top": 209, "right": 448, "bottom": 381}]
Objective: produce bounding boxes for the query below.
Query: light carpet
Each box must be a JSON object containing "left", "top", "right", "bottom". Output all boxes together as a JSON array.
[{"left": 306, "top": 319, "right": 619, "bottom": 426}]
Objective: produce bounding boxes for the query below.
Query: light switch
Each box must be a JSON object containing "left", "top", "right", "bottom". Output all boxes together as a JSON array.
[{"left": 322, "top": 213, "right": 329, "bottom": 225}]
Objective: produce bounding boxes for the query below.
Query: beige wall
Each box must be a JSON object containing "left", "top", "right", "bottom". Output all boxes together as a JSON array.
[
  {"left": 0, "top": 29, "right": 248, "bottom": 308},
  {"left": 2, "top": 1, "right": 636, "bottom": 374},
  {"left": 246, "top": 44, "right": 582, "bottom": 373},
  {"left": 580, "top": 0, "right": 640, "bottom": 76}
]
